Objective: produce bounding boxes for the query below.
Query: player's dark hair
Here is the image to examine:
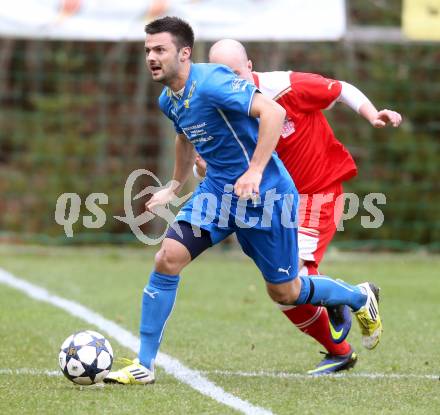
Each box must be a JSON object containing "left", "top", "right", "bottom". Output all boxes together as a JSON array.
[{"left": 145, "top": 16, "right": 194, "bottom": 51}]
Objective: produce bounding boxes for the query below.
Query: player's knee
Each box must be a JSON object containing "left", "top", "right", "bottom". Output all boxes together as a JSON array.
[
  {"left": 269, "top": 291, "right": 293, "bottom": 305},
  {"left": 290, "top": 277, "right": 302, "bottom": 301},
  {"left": 154, "top": 247, "right": 185, "bottom": 275},
  {"left": 266, "top": 279, "right": 301, "bottom": 305}
]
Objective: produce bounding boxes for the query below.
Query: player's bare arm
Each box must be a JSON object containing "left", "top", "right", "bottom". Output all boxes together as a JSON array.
[
  {"left": 234, "top": 92, "right": 286, "bottom": 198},
  {"left": 359, "top": 104, "right": 402, "bottom": 128},
  {"left": 194, "top": 154, "right": 207, "bottom": 179},
  {"left": 146, "top": 133, "right": 195, "bottom": 212},
  {"left": 171, "top": 133, "right": 196, "bottom": 193},
  {"left": 337, "top": 81, "right": 402, "bottom": 128}
]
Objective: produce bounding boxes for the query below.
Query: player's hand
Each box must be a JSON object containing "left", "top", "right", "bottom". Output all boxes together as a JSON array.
[
  {"left": 371, "top": 109, "right": 402, "bottom": 128},
  {"left": 194, "top": 155, "right": 207, "bottom": 178},
  {"left": 234, "top": 168, "right": 262, "bottom": 201},
  {"left": 145, "top": 185, "right": 176, "bottom": 213}
]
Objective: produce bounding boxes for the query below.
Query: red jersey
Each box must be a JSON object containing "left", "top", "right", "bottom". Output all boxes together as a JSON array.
[{"left": 253, "top": 71, "right": 357, "bottom": 194}]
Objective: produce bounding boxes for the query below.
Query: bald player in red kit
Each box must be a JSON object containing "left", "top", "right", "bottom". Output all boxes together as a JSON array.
[{"left": 194, "top": 39, "right": 402, "bottom": 375}]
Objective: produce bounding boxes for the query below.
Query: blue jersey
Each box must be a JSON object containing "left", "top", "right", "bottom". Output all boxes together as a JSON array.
[{"left": 159, "top": 63, "right": 295, "bottom": 197}]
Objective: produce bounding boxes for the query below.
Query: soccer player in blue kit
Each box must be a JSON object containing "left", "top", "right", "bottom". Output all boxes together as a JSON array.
[{"left": 105, "top": 17, "right": 382, "bottom": 384}]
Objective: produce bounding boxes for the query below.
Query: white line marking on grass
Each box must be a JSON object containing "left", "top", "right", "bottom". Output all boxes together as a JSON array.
[
  {"left": 0, "top": 369, "right": 61, "bottom": 376},
  {"left": 202, "top": 370, "right": 439, "bottom": 381},
  {"left": 2, "top": 368, "right": 437, "bottom": 382},
  {"left": 0, "top": 268, "right": 273, "bottom": 415}
]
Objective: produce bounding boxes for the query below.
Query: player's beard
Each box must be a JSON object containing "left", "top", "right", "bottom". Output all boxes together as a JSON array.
[{"left": 154, "top": 56, "right": 180, "bottom": 87}]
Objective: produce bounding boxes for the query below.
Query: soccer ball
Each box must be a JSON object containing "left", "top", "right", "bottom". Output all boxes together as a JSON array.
[{"left": 58, "top": 330, "right": 113, "bottom": 385}]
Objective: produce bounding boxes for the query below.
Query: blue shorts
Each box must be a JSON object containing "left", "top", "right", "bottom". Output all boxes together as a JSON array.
[{"left": 174, "top": 182, "right": 299, "bottom": 284}]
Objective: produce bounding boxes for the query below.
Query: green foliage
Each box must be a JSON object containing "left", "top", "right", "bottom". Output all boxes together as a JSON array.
[
  {"left": 349, "top": 0, "right": 402, "bottom": 26},
  {"left": 0, "top": 9, "right": 439, "bottom": 248},
  {"left": 0, "top": 41, "right": 157, "bottom": 240}
]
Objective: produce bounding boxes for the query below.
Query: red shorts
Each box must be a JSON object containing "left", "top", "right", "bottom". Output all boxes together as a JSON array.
[{"left": 297, "top": 182, "right": 344, "bottom": 272}]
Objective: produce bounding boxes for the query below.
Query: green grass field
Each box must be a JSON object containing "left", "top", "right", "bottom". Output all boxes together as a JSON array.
[{"left": 0, "top": 245, "right": 439, "bottom": 415}]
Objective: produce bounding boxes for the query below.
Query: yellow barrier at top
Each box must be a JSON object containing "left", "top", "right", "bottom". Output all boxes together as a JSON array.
[{"left": 403, "top": 0, "right": 440, "bottom": 41}]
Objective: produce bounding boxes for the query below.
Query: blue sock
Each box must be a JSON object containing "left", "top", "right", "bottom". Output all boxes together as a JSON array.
[
  {"left": 139, "top": 271, "right": 180, "bottom": 370},
  {"left": 295, "top": 275, "right": 367, "bottom": 311}
]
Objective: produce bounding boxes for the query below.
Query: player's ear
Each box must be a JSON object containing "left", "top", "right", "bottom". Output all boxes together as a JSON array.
[
  {"left": 180, "top": 46, "right": 192, "bottom": 62},
  {"left": 248, "top": 60, "right": 253, "bottom": 72}
]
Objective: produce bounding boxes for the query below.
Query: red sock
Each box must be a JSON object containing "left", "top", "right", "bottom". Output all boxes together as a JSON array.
[
  {"left": 282, "top": 304, "right": 350, "bottom": 355},
  {"left": 281, "top": 262, "right": 351, "bottom": 356}
]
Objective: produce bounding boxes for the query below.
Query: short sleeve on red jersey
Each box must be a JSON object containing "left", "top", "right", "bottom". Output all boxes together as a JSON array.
[{"left": 290, "top": 72, "right": 342, "bottom": 112}]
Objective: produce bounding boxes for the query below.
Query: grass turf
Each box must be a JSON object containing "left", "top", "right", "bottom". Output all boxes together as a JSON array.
[{"left": 0, "top": 246, "right": 439, "bottom": 414}]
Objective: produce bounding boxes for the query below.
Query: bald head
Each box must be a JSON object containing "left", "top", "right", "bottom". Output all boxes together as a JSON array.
[{"left": 209, "top": 39, "right": 253, "bottom": 82}]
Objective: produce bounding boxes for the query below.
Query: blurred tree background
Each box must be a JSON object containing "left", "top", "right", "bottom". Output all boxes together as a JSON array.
[{"left": 0, "top": 0, "right": 438, "bottom": 250}]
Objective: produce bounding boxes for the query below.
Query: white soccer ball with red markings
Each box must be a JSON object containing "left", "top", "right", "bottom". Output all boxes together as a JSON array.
[{"left": 58, "top": 330, "right": 113, "bottom": 385}]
